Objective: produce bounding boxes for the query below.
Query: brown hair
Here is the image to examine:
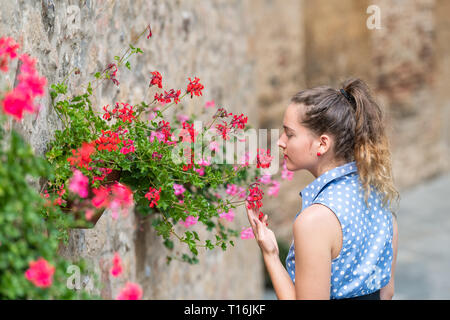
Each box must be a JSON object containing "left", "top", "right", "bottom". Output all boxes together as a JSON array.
[{"left": 291, "top": 78, "right": 400, "bottom": 215}]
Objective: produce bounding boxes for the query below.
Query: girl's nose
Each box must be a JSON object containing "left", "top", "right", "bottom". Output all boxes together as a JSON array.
[{"left": 277, "top": 138, "right": 285, "bottom": 149}]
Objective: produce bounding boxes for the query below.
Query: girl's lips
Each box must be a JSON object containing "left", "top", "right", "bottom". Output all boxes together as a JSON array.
[{"left": 283, "top": 155, "right": 288, "bottom": 159}]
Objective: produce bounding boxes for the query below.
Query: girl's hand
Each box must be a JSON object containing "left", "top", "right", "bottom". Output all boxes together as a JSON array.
[{"left": 245, "top": 201, "right": 279, "bottom": 257}]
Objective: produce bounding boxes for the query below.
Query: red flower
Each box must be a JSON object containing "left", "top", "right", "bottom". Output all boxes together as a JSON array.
[
  {"left": 246, "top": 182, "right": 264, "bottom": 211},
  {"left": 145, "top": 187, "right": 161, "bottom": 208},
  {"left": 149, "top": 71, "right": 163, "bottom": 89},
  {"left": 95, "top": 130, "right": 122, "bottom": 152},
  {"left": 179, "top": 121, "right": 198, "bottom": 143},
  {"left": 256, "top": 148, "right": 273, "bottom": 169},
  {"left": 157, "top": 120, "right": 173, "bottom": 144},
  {"left": 230, "top": 113, "right": 248, "bottom": 130},
  {"left": 67, "top": 142, "right": 96, "bottom": 170},
  {"left": 102, "top": 105, "right": 111, "bottom": 120},
  {"left": 182, "top": 148, "right": 195, "bottom": 171},
  {"left": 186, "top": 77, "right": 204, "bottom": 98},
  {"left": 215, "top": 122, "right": 231, "bottom": 140},
  {"left": 102, "top": 103, "right": 135, "bottom": 123},
  {"left": 154, "top": 89, "right": 181, "bottom": 104},
  {"left": 24, "top": 258, "right": 55, "bottom": 288}
]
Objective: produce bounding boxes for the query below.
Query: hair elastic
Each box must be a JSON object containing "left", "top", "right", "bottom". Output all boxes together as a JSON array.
[{"left": 340, "top": 88, "right": 356, "bottom": 107}]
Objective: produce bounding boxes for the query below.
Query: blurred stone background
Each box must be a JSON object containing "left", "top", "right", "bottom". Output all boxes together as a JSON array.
[{"left": 1, "top": 0, "right": 449, "bottom": 299}]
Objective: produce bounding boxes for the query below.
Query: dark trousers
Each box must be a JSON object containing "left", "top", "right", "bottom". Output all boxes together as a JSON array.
[{"left": 340, "top": 289, "right": 381, "bottom": 300}]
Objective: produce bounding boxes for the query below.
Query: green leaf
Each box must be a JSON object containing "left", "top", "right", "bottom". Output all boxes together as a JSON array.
[{"left": 192, "top": 231, "right": 200, "bottom": 241}]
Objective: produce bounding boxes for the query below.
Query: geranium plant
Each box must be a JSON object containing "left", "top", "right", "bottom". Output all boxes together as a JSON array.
[
  {"left": 0, "top": 37, "right": 94, "bottom": 299},
  {"left": 43, "top": 25, "right": 291, "bottom": 265}
]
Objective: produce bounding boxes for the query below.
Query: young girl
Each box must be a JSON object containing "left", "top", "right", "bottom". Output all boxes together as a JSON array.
[{"left": 246, "top": 78, "right": 400, "bottom": 300}]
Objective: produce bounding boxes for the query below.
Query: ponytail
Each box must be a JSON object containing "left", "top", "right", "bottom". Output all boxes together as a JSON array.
[{"left": 342, "top": 78, "right": 400, "bottom": 215}]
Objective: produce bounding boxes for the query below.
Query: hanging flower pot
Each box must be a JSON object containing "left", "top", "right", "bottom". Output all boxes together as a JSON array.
[{"left": 61, "top": 169, "right": 122, "bottom": 229}]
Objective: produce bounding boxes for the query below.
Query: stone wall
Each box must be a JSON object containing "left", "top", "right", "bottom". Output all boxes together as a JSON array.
[
  {"left": 2, "top": 0, "right": 449, "bottom": 298},
  {"left": 0, "top": 0, "right": 262, "bottom": 299}
]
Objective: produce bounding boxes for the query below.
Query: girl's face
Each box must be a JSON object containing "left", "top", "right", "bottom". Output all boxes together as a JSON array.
[{"left": 277, "top": 103, "right": 320, "bottom": 172}]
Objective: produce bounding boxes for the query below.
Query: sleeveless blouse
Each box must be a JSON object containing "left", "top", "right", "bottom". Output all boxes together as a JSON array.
[{"left": 285, "top": 161, "right": 394, "bottom": 299}]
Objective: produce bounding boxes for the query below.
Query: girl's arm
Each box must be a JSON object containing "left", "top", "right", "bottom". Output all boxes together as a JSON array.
[
  {"left": 249, "top": 203, "right": 337, "bottom": 300},
  {"left": 263, "top": 254, "right": 296, "bottom": 300},
  {"left": 380, "top": 214, "right": 398, "bottom": 300}
]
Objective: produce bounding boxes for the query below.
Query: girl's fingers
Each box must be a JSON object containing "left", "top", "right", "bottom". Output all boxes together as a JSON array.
[{"left": 252, "top": 218, "right": 260, "bottom": 238}]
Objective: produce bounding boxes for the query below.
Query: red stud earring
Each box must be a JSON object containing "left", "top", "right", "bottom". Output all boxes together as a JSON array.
[{"left": 317, "top": 152, "right": 321, "bottom": 157}]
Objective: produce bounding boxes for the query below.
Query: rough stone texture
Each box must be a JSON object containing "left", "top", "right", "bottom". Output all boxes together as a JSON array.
[
  {"left": 246, "top": 0, "right": 305, "bottom": 131},
  {"left": 3, "top": 0, "right": 450, "bottom": 299},
  {"left": 1, "top": 0, "right": 262, "bottom": 299},
  {"left": 371, "top": 0, "right": 450, "bottom": 189}
]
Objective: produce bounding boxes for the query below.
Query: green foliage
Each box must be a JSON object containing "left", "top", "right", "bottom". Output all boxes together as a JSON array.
[
  {"left": 0, "top": 115, "right": 92, "bottom": 299},
  {"left": 45, "top": 59, "right": 261, "bottom": 266}
]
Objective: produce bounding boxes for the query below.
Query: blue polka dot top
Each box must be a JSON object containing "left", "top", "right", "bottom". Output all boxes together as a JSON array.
[{"left": 285, "top": 161, "right": 394, "bottom": 299}]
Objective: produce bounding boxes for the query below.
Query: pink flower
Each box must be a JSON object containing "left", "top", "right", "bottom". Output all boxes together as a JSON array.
[
  {"left": 209, "top": 141, "right": 219, "bottom": 152},
  {"left": 219, "top": 209, "right": 235, "bottom": 222},
  {"left": 1, "top": 53, "right": 46, "bottom": 120},
  {"left": 17, "top": 54, "right": 46, "bottom": 96},
  {"left": 116, "top": 282, "right": 143, "bottom": 300},
  {"left": 205, "top": 100, "right": 215, "bottom": 108},
  {"left": 177, "top": 114, "right": 190, "bottom": 123},
  {"left": 226, "top": 184, "right": 238, "bottom": 196},
  {"left": 198, "top": 156, "right": 211, "bottom": 166},
  {"left": 24, "top": 258, "right": 55, "bottom": 288},
  {"left": 240, "top": 227, "right": 255, "bottom": 240},
  {"left": 0, "top": 37, "right": 20, "bottom": 72},
  {"left": 259, "top": 174, "right": 272, "bottom": 185},
  {"left": 237, "top": 187, "right": 247, "bottom": 199},
  {"left": 268, "top": 180, "right": 280, "bottom": 197},
  {"left": 239, "top": 152, "right": 250, "bottom": 167},
  {"left": 92, "top": 186, "right": 110, "bottom": 208},
  {"left": 120, "top": 139, "right": 135, "bottom": 155},
  {"left": 179, "top": 215, "right": 199, "bottom": 228},
  {"left": 1, "top": 89, "right": 34, "bottom": 120},
  {"left": 110, "top": 183, "right": 134, "bottom": 219},
  {"left": 85, "top": 209, "right": 94, "bottom": 221},
  {"left": 149, "top": 131, "right": 165, "bottom": 143},
  {"left": 195, "top": 167, "right": 205, "bottom": 176},
  {"left": 281, "top": 160, "right": 294, "bottom": 181},
  {"left": 68, "top": 169, "right": 89, "bottom": 198},
  {"left": 110, "top": 252, "right": 123, "bottom": 278},
  {"left": 173, "top": 183, "right": 186, "bottom": 196}
]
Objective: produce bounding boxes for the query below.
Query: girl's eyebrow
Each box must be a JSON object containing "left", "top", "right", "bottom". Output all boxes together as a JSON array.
[{"left": 283, "top": 125, "right": 294, "bottom": 132}]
